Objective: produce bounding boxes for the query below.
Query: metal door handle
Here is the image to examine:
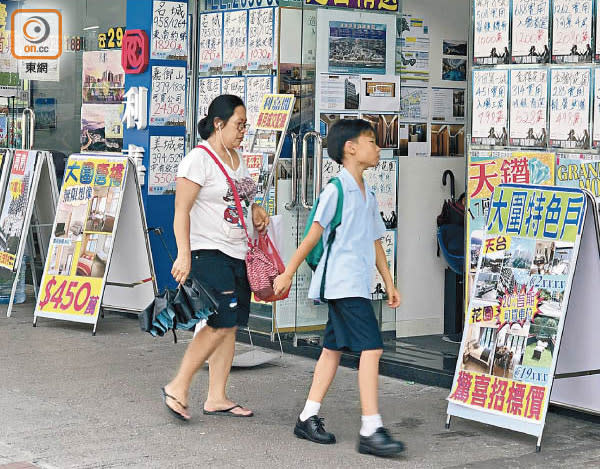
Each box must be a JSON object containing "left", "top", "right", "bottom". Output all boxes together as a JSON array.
[
  {"left": 301, "top": 131, "right": 321, "bottom": 210},
  {"left": 22, "top": 108, "right": 35, "bottom": 149},
  {"left": 312, "top": 133, "right": 324, "bottom": 204},
  {"left": 285, "top": 133, "right": 298, "bottom": 210}
]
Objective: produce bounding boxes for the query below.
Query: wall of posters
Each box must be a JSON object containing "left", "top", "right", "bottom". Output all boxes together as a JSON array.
[
  {"left": 149, "top": 136, "right": 185, "bottom": 195},
  {"left": 471, "top": 69, "right": 509, "bottom": 145},
  {"left": 473, "top": 0, "right": 510, "bottom": 65},
  {"left": 151, "top": 0, "right": 188, "bottom": 60},
  {"left": 36, "top": 155, "right": 128, "bottom": 322},
  {"left": 198, "top": 12, "right": 223, "bottom": 72},
  {"left": 328, "top": 21, "right": 387, "bottom": 75},
  {"left": 247, "top": 8, "right": 275, "bottom": 71},
  {"left": 551, "top": 0, "right": 593, "bottom": 63},
  {"left": 150, "top": 66, "right": 186, "bottom": 126},
  {"left": 509, "top": 69, "right": 547, "bottom": 147},
  {"left": 396, "top": 14, "right": 430, "bottom": 83},
  {"left": 449, "top": 184, "right": 585, "bottom": 435},
  {"left": 511, "top": 0, "right": 549, "bottom": 64},
  {"left": 0, "top": 150, "right": 37, "bottom": 270},
  {"left": 223, "top": 10, "right": 248, "bottom": 72},
  {"left": 549, "top": 68, "right": 591, "bottom": 149}
]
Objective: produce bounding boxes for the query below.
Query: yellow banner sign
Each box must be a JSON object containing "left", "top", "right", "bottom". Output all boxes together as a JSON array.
[{"left": 255, "top": 94, "right": 294, "bottom": 131}]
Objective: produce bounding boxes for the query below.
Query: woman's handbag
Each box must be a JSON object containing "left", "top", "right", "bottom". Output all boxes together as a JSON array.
[
  {"left": 140, "top": 277, "right": 219, "bottom": 343},
  {"left": 198, "top": 145, "right": 290, "bottom": 302}
]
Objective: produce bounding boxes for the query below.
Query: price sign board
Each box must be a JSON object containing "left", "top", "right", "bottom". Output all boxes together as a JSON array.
[{"left": 35, "top": 155, "right": 128, "bottom": 323}]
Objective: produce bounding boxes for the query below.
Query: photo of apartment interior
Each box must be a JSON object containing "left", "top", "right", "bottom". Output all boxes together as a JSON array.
[
  {"left": 54, "top": 202, "right": 87, "bottom": 240},
  {"left": 461, "top": 322, "right": 497, "bottom": 374},
  {"left": 47, "top": 244, "right": 75, "bottom": 276},
  {"left": 76, "top": 233, "right": 112, "bottom": 278},
  {"left": 492, "top": 324, "right": 528, "bottom": 378},
  {"left": 85, "top": 187, "right": 119, "bottom": 233},
  {"left": 431, "top": 124, "right": 465, "bottom": 156}
]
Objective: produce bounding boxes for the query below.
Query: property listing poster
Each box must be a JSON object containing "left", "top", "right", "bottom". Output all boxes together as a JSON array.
[
  {"left": 35, "top": 155, "right": 128, "bottom": 322},
  {"left": 473, "top": 0, "right": 510, "bottom": 65},
  {"left": 396, "top": 14, "right": 430, "bottom": 83},
  {"left": 149, "top": 136, "right": 185, "bottom": 195},
  {"left": 556, "top": 154, "right": 600, "bottom": 199},
  {"left": 150, "top": 66, "right": 186, "bottom": 126},
  {"left": 223, "top": 10, "right": 248, "bottom": 72},
  {"left": 151, "top": 0, "right": 188, "bottom": 60},
  {"left": 549, "top": 68, "right": 591, "bottom": 150},
  {"left": 467, "top": 150, "right": 555, "bottom": 283},
  {"left": 449, "top": 184, "right": 586, "bottom": 427},
  {"left": 511, "top": 0, "right": 549, "bottom": 64},
  {"left": 509, "top": 69, "right": 547, "bottom": 147},
  {"left": 198, "top": 12, "right": 223, "bottom": 72},
  {"left": 0, "top": 150, "right": 38, "bottom": 270},
  {"left": 551, "top": 0, "right": 593, "bottom": 63},
  {"left": 593, "top": 69, "right": 600, "bottom": 148},
  {"left": 328, "top": 21, "right": 387, "bottom": 75},
  {"left": 247, "top": 7, "right": 275, "bottom": 71},
  {"left": 471, "top": 69, "right": 509, "bottom": 145}
]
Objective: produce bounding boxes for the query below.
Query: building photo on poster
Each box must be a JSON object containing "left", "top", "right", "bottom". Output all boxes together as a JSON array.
[{"left": 328, "top": 21, "right": 387, "bottom": 75}]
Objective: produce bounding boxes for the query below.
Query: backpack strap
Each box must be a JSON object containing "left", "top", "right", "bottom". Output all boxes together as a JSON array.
[{"left": 320, "top": 177, "right": 343, "bottom": 301}]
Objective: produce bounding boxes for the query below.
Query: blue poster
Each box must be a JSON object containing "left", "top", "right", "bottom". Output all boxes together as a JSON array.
[{"left": 328, "top": 21, "right": 386, "bottom": 75}]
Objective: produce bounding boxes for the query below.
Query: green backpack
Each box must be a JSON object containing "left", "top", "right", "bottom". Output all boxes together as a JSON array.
[{"left": 304, "top": 177, "right": 344, "bottom": 299}]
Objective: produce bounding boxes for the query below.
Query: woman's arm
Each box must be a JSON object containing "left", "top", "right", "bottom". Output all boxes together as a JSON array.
[{"left": 171, "top": 177, "right": 201, "bottom": 283}]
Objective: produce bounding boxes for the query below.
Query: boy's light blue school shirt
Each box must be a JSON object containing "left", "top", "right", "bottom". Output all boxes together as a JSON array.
[{"left": 308, "top": 168, "right": 387, "bottom": 300}]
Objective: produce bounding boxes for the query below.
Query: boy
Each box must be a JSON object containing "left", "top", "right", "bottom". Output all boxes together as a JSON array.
[{"left": 273, "top": 119, "right": 404, "bottom": 457}]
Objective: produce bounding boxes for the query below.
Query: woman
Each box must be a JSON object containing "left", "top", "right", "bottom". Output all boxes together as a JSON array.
[{"left": 162, "top": 95, "right": 269, "bottom": 420}]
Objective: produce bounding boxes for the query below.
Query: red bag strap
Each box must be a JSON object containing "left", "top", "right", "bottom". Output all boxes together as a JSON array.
[{"left": 196, "top": 145, "right": 252, "bottom": 246}]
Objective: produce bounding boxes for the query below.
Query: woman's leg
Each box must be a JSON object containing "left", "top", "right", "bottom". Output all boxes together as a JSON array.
[
  {"left": 203, "top": 327, "right": 252, "bottom": 416},
  {"left": 164, "top": 325, "right": 231, "bottom": 418}
]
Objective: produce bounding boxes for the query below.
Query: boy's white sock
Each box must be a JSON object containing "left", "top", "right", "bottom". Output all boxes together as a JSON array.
[
  {"left": 299, "top": 400, "right": 321, "bottom": 422},
  {"left": 360, "top": 414, "right": 383, "bottom": 437}
]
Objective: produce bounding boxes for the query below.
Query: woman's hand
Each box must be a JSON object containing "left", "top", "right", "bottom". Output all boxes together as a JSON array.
[
  {"left": 252, "top": 203, "right": 270, "bottom": 234},
  {"left": 171, "top": 253, "right": 191, "bottom": 284}
]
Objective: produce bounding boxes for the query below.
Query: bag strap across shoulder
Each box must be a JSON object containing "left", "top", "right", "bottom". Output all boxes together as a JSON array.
[
  {"left": 320, "top": 176, "right": 344, "bottom": 301},
  {"left": 196, "top": 145, "right": 252, "bottom": 247}
]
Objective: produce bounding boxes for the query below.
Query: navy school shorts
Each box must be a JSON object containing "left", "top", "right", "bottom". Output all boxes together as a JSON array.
[
  {"left": 323, "top": 297, "right": 383, "bottom": 352},
  {"left": 190, "top": 249, "right": 251, "bottom": 329}
]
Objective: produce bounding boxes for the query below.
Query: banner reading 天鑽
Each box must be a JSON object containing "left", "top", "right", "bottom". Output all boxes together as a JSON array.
[
  {"left": 448, "top": 184, "right": 586, "bottom": 434},
  {"left": 35, "top": 155, "right": 128, "bottom": 323}
]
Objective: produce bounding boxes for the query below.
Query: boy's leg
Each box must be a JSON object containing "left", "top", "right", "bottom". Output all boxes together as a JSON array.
[
  {"left": 294, "top": 348, "right": 340, "bottom": 445},
  {"left": 357, "top": 348, "right": 405, "bottom": 457}
]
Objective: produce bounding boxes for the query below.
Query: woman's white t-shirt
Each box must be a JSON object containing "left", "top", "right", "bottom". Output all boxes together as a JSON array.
[{"left": 177, "top": 143, "right": 257, "bottom": 260}]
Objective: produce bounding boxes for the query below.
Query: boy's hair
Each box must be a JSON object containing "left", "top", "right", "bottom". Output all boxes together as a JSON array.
[{"left": 327, "top": 119, "right": 375, "bottom": 164}]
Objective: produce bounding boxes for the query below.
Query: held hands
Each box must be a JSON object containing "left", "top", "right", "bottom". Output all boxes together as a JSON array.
[
  {"left": 273, "top": 272, "right": 293, "bottom": 297},
  {"left": 386, "top": 284, "right": 402, "bottom": 308},
  {"left": 252, "top": 203, "right": 270, "bottom": 234},
  {"left": 171, "top": 253, "right": 191, "bottom": 284}
]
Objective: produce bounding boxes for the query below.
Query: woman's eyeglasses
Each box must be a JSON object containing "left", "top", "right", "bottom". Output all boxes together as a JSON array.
[{"left": 237, "top": 123, "right": 250, "bottom": 132}]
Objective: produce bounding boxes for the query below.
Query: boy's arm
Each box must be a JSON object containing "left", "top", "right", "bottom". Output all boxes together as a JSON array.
[
  {"left": 273, "top": 222, "right": 324, "bottom": 296},
  {"left": 375, "top": 239, "right": 401, "bottom": 308}
]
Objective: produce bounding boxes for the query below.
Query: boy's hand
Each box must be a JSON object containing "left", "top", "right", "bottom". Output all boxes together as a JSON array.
[
  {"left": 273, "top": 272, "right": 292, "bottom": 296},
  {"left": 386, "top": 285, "right": 401, "bottom": 308}
]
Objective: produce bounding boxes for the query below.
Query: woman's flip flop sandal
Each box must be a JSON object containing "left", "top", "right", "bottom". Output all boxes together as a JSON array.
[
  {"left": 203, "top": 404, "right": 254, "bottom": 417},
  {"left": 161, "top": 387, "right": 190, "bottom": 421}
]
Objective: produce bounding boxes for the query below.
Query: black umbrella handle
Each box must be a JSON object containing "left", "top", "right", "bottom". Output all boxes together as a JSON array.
[{"left": 442, "top": 170, "right": 456, "bottom": 202}]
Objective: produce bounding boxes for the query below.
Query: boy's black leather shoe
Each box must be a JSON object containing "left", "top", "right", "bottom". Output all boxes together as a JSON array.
[
  {"left": 294, "top": 416, "right": 336, "bottom": 444},
  {"left": 358, "top": 427, "right": 405, "bottom": 457}
]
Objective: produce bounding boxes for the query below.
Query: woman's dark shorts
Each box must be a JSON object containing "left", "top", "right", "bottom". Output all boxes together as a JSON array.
[
  {"left": 323, "top": 297, "right": 383, "bottom": 352},
  {"left": 190, "top": 249, "right": 250, "bottom": 329}
]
